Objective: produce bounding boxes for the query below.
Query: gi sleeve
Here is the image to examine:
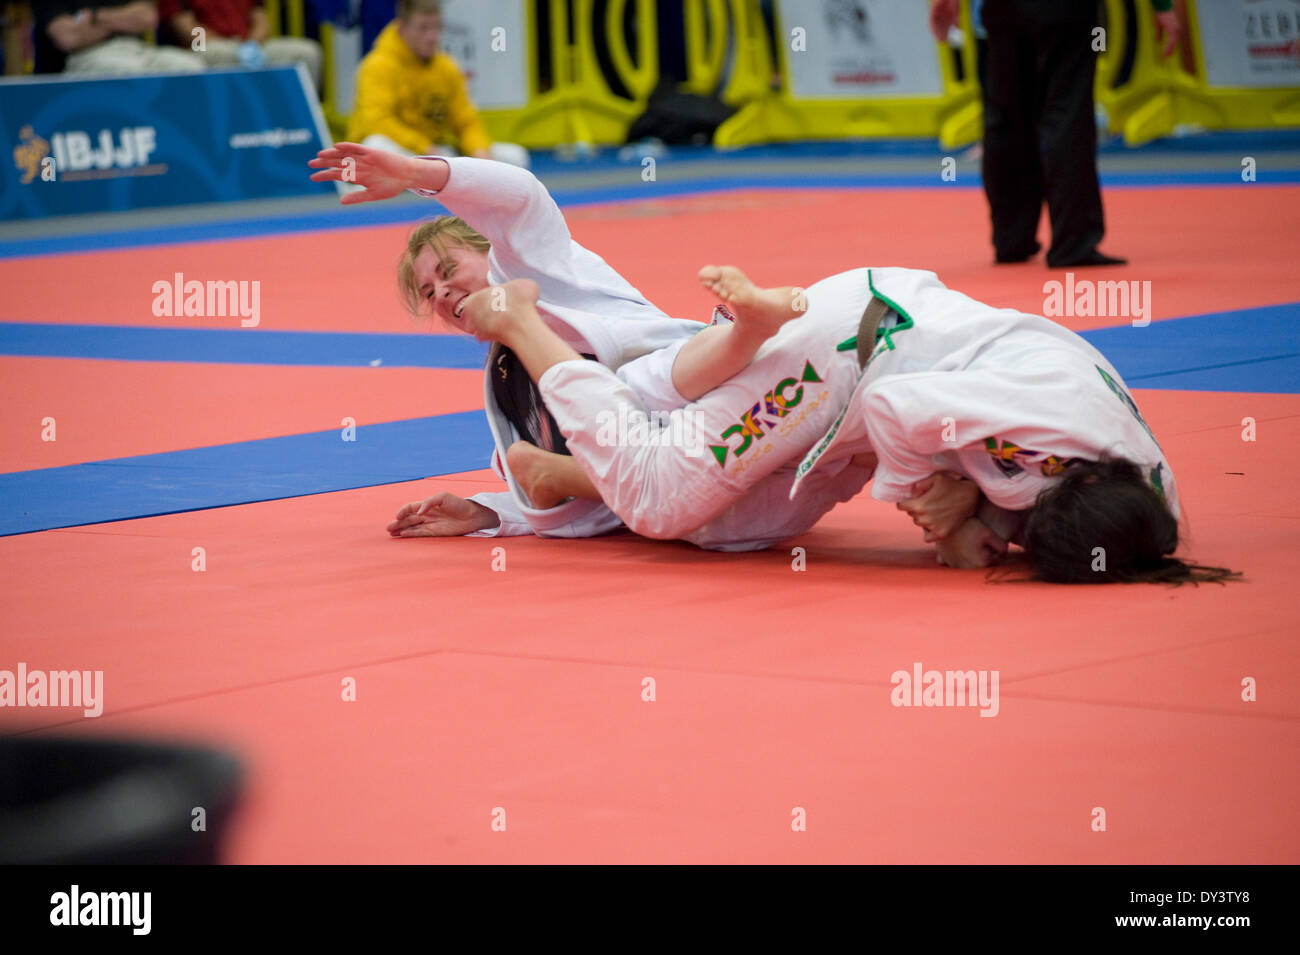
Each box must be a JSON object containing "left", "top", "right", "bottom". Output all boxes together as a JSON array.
[
  {"left": 464, "top": 491, "right": 535, "bottom": 538},
  {"left": 409, "top": 157, "right": 571, "bottom": 275},
  {"left": 861, "top": 365, "right": 1079, "bottom": 510}
]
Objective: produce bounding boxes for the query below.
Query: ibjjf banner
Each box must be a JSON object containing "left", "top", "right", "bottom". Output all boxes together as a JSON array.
[
  {"left": 776, "top": 0, "right": 943, "bottom": 99},
  {"left": 1, "top": 66, "right": 333, "bottom": 221},
  {"left": 1196, "top": 0, "right": 1300, "bottom": 89},
  {"left": 439, "top": 0, "right": 529, "bottom": 110}
]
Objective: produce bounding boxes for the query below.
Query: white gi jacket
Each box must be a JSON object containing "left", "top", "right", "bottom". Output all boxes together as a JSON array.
[
  {"left": 537, "top": 268, "right": 1179, "bottom": 550},
  {"left": 410, "top": 157, "right": 704, "bottom": 538}
]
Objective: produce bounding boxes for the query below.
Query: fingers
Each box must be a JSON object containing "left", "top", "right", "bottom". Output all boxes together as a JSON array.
[
  {"left": 308, "top": 144, "right": 363, "bottom": 165},
  {"left": 393, "top": 501, "right": 421, "bottom": 520},
  {"left": 911, "top": 476, "right": 936, "bottom": 497},
  {"left": 309, "top": 144, "right": 368, "bottom": 173},
  {"left": 339, "top": 189, "right": 378, "bottom": 206}
]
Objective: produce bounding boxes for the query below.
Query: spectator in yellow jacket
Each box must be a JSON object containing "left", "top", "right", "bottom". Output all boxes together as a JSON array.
[{"left": 346, "top": 0, "right": 528, "bottom": 168}]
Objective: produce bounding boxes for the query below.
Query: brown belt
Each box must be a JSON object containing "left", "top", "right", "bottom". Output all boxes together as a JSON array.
[{"left": 856, "top": 296, "right": 892, "bottom": 369}]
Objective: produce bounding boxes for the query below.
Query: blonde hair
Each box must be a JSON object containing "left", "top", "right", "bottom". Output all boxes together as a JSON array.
[
  {"left": 397, "top": 0, "right": 441, "bottom": 21},
  {"left": 398, "top": 216, "right": 490, "bottom": 316}
]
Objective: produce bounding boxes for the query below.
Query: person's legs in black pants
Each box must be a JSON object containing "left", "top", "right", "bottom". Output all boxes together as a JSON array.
[
  {"left": 981, "top": 9, "right": 1044, "bottom": 262},
  {"left": 1037, "top": 17, "right": 1110, "bottom": 266}
]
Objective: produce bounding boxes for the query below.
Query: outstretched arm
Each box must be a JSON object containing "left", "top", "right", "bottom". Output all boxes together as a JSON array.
[{"left": 310, "top": 144, "right": 585, "bottom": 284}]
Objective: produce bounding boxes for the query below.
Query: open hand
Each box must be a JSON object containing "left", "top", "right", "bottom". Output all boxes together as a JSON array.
[
  {"left": 387, "top": 492, "right": 499, "bottom": 537},
  {"left": 309, "top": 142, "right": 422, "bottom": 205}
]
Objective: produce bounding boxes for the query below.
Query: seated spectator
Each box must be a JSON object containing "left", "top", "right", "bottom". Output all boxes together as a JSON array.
[
  {"left": 346, "top": 0, "right": 529, "bottom": 168},
  {"left": 33, "top": 0, "right": 203, "bottom": 74},
  {"left": 158, "top": 0, "right": 322, "bottom": 88}
]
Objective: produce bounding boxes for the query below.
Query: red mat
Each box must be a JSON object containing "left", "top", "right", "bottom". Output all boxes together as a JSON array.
[
  {"left": 0, "top": 358, "right": 482, "bottom": 470},
  {"left": 3, "top": 186, "right": 1297, "bottom": 333},
  {"left": 2, "top": 184, "right": 1297, "bottom": 863},
  {"left": 2, "top": 388, "right": 1296, "bottom": 862}
]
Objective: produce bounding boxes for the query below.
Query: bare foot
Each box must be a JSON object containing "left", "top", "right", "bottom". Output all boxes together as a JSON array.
[
  {"left": 506, "top": 440, "right": 570, "bottom": 509},
  {"left": 459, "top": 278, "right": 541, "bottom": 342},
  {"left": 698, "top": 265, "right": 804, "bottom": 337}
]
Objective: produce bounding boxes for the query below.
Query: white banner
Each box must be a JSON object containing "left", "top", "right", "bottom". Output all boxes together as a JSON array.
[
  {"left": 440, "top": 0, "right": 530, "bottom": 109},
  {"left": 776, "top": 0, "right": 943, "bottom": 99},
  {"left": 1196, "top": 0, "right": 1300, "bottom": 89}
]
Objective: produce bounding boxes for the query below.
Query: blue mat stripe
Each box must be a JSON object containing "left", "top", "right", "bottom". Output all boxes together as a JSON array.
[
  {"left": 1123, "top": 353, "right": 1300, "bottom": 394},
  {"left": 0, "top": 323, "right": 491, "bottom": 368},
  {"left": 2, "top": 301, "right": 1296, "bottom": 536},
  {"left": 1078, "top": 303, "right": 1300, "bottom": 392},
  {"left": 4, "top": 171, "right": 1298, "bottom": 259},
  {"left": 0, "top": 412, "right": 493, "bottom": 537},
  {"left": 3, "top": 304, "right": 1297, "bottom": 388}
]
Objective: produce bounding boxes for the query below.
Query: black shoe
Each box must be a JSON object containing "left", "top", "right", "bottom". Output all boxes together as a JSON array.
[
  {"left": 995, "top": 241, "right": 1041, "bottom": 264},
  {"left": 1048, "top": 249, "right": 1128, "bottom": 268}
]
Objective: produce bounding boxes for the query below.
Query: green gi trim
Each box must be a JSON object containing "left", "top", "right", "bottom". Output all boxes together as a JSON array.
[{"left": 836, "top": 269, "right": 916, "bottom": 354}]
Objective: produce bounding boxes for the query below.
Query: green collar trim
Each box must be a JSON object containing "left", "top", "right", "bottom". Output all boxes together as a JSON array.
[{"left": 836, "top": 269, "right": 916, "bottom": 353}]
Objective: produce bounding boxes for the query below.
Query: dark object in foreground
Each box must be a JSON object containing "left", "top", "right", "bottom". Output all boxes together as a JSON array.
[{"left": 0, "top": 736, "right": 243, "bottom": 864}]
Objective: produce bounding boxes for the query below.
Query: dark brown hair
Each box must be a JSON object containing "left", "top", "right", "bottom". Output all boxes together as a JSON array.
[{"left": 1022, "top": 457, "right": 1239, "bottom": 585}]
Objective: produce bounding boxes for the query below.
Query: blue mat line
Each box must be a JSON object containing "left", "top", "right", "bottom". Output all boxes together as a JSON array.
[
  {"left": 3, "top": 303, "right": 1298, "bottom": 389},
  {"left": 1078, "top": 302, "right": 1300, "bottom": 393},
  {"left": 3, "top": 300, "right": 1296, "bottom": 536},
  {"left": 0, "top": 412, "right": 494, "bottom": 537},
  {"left": 4, "top": 170, "right": 1297, "bottom": 259},
  {"left": 1123, "top": 354, "right": 1300, "bottom": 394},
  {"left": 0, "top": 323, "right": 491, "bottom": 368}
]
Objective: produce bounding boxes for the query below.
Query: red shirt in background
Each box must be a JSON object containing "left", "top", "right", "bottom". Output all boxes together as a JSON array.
[{"left": 158, "top": 0, "right": 257, "bottom": 41}]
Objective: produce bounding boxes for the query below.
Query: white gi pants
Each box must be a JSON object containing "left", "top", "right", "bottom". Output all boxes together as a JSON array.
[{"left": 537, "top": 269, "right": 873, "bottom": 545}]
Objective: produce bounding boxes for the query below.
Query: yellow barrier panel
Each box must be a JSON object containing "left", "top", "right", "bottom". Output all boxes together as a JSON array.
[
  {"left": 718, "top": 0, "right": 776, "bottom": 107},
  {"left": 715, "top": 0, "right": 978, "bottom": 149},
  {"left": 484, "top": 0, "right": 658, "bottom": 148},
  {"left": 263, "top": 0, "right": 280, "bottom": 38},
  {"left": 680, "top": 0, "right": 728, "bottom": 97},
  {"left": 318, "top": 21, "right": 350, "bottom": 139},
  {"left": 935, "top": 0, "right": 982, "bottom": 150},
  {"left": 1099, "top": 0, "right": 1300, "bottom": 145},
  {"left": 261, "top": 0, "right": 305, "bottom": 39},
  {"left": 287, "top": 0, "right": 305, "bottom": 40},
  {"left": 3, "top": 2, "right": 33, "bottom": 75}
]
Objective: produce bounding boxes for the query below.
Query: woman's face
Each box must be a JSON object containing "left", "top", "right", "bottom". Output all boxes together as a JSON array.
[{"left": 414, "top": 244, "right": 491, "bottom": 332}]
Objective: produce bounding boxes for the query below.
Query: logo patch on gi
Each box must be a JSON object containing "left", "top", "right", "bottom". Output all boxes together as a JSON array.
[
  {"left": 1040, "top": 455, "right": 1079, "bottom": 476},
  {"left": 985, "top": 437, "right": 1027, "bottom": 477},
  {"left": 1149, "top": 462, "right": 1168, "bottom": 504},
  {"left": 1096, "top": 365, "right": 1161, "bottom": 450},
  {"left": 711, "top": 361, "right": 823, "bottom": 465}
]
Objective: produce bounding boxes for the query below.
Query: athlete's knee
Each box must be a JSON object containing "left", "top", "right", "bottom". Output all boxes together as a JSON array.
[
  {"left": 621, "top": 505, "right": 699, "bottom": 542},
  {"left": 607, "top": 455, "right": 710, "bottom": 541}
]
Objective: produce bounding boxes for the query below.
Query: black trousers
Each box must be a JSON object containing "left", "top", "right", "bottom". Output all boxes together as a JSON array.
[{"left": 980, "top": 0, "right": 1106, "bottom": 265}]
